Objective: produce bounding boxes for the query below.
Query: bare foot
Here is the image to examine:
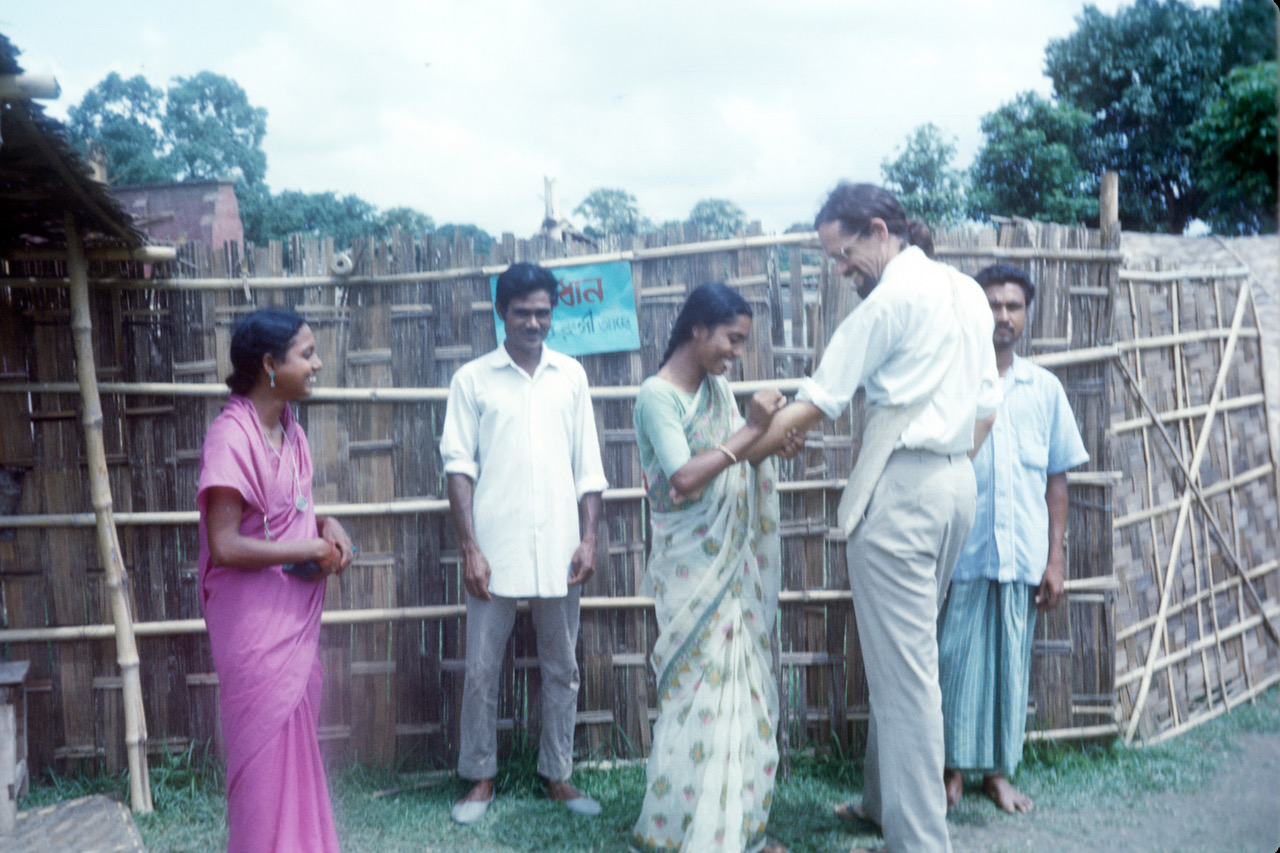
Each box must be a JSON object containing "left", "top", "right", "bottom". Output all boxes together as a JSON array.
[
  {"left": 762, "top": 840, "right": 789, "bottom": 853},
  {"left": 458, "top": 778, "right": 493, "bottom": 804},
  {"left": 982, "top": 773, "right": 1033, "bottom": 814},
  {"left": 944, "top": 767, "right": 963, "bottom": 812}
]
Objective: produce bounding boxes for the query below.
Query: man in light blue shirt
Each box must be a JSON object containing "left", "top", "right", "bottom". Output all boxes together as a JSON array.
[{"left": 938, "top": 263, "right": 1089, "bottom": 816}]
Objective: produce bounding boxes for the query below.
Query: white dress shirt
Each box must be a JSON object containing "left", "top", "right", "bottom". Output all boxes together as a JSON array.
[
  {"left": 798, "top": 246, "right": 1002, "bottom": 455},
  {"left": 440, "top": 345, "right": 608, "bottom": 599}
]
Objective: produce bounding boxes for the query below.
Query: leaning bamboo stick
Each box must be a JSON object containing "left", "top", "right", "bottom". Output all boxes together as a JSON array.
[
  {"left": 65, "top": 214, "right": 153, "bottom": 814},
  {"left": 1123, "top": 276, "right": 1254, "bottom": 744}
]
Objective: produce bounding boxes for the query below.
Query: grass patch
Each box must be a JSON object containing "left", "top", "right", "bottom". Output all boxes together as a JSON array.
[{"left": 20, "top": 687, "right": 1279, "bottom": 852}]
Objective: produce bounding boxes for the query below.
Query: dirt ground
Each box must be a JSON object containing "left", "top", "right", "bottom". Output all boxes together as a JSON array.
[{"left": 944, "top": 731, "right": 1280, "bottom": 853}]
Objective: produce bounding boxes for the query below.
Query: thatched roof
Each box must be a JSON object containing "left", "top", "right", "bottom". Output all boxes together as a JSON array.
[{"left": 0, "top": 33, "right": 145, "bottom": 251}]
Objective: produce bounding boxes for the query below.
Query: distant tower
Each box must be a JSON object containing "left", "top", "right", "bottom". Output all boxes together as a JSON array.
[{"left": 541, "top": 176, "right": 590, "bottom": 245}]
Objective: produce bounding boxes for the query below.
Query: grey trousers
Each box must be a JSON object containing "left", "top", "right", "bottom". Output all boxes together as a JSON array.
[
  {"left": 457, "top": 587, "right": 582, "bottom": 782},
  {"left": 849, "top": 449, "right": 975, "bottom": 853}
]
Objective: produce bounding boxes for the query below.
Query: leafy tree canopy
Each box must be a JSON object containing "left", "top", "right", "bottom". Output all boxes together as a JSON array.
[
  {"left": 687, "top": 198, "right": 747, "bottom": 239},
  {"left": 968, "top": 92, "right": 1100, "bottom": 225},
  {"left": 66, "top": 72, "right": 171, "bottom": 185},
  {"left": 164, "top": 72, "right": 267, "bottom": 186},
  {"left": 67, "top": 70, "right": 435, "bottom": 248},
  {"left": 880, "top": 123, "right": 967, "bottom": 228},
  {"left": 574, "top": 188, "right": 650, "bottom": 239},
  {"left": 1044, "top": 0, "right": 1276, "bottom": 232},
  {"left": 1191, "top": 61, "right": 1278, "bottom": 235},
  {"left": 433, "top": 223, "right": 495, "bottom": 255}
]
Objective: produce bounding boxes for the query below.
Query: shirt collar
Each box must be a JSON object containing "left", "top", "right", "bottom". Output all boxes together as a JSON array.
[
  {"left": 485, "top": 343, "right": 562, "bottom": 375},
  {"left": 1008, "top": 353, "right": 1035, "bottom": 384}
]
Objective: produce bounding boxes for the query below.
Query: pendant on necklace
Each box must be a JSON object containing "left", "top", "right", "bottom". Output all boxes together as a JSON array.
[{"left": 295, "top": 494, "right": 308, "bottom": 512}]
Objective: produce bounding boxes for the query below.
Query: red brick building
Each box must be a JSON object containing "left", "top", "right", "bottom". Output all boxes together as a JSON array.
[{"left": 110, "top": 180, "right": 244, "bottom": 252}]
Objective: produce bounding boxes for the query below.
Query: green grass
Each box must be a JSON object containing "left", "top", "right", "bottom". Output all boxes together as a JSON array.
[{"left": 20, "top": 687, "right": 1279, "bottom": 853}]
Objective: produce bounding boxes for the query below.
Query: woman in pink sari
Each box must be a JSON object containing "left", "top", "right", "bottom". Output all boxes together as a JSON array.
[{"left": 197, "top": 306, "right": 353, "bottom": 853}]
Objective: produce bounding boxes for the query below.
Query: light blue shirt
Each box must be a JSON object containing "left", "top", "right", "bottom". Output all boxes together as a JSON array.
[{"left": 951, "top": 355, "right": 1090, "bottom": 586}]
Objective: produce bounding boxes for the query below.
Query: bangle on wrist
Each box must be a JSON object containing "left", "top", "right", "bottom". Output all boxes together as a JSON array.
[{"left": 716, "top": 443, "right": 738, "bottom": 464}]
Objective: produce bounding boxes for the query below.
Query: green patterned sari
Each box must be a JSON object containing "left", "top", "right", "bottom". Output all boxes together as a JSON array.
[{"left": 631, "top": 375, "right": 782, "bottom": 853}]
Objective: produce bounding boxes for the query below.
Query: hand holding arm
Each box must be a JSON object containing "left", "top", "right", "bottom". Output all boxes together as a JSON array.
[
  {"left": 205, "top": 486, "right": 333, "bottom": 570},
  {"left": 667, "top": 389, "right": 785, "bottom": 502},
  {"left": 317, "top": 515, "right": 354, "bottom": 576}
]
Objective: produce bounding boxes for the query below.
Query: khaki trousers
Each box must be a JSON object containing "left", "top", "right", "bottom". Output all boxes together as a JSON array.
[
  {"left": 848, "top": 449, "right": 975, "bottom": 853},
  {"left": 457, "top": 587, "right": 582, "bottom": 782}
]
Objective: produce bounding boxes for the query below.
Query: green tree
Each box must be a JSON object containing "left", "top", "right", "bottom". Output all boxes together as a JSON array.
[
  {"left": 433, "top": 223, "right": 495, "bottom": 255},
  {"left": 1043, "top": 0, "right": 1272, "bottom": 232},
  {"left": 65, "top": 72, "right": 171, "bottom": 184},
  {"left": 1191, "top": 61, "right": 1278, "bottom": 234},
  {"left": 574, "top": 188, "right": 650, "bottom": 238},
  {"left": 164, "top": 72, "right": 267, "bottom": 186},
  {"left": 376, "top": 206, "right": 435, "bottom": 239},
  {"left": 687, "top": 198, "right": 747, "bottom": 239},
  {"left": 880, "top": 123, "right": 967, "bottom": 227},
  {"left": 967, "top": 92, "right": 1099, "bottom": 225}
]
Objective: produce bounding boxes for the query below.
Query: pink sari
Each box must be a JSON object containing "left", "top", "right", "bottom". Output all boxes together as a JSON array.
[{"left": 197, "top": 395, "right": 339, "bottom": 853}]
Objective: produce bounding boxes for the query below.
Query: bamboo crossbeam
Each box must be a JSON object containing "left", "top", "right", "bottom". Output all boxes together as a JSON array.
[
  {"left": 0, "top": 478, "right": 833, "bottom": 529},
  {"left": 3, "top": 246, "right": 179, "bottom": 263},
  {"left": 65, "top": 215, "right": 153, "bottom": 814},
  {"left": 933, "top": 247, "right": 1124, "bottom": 262},
  {"left": 1112, "top": 463, "right": 1273, "bottom": 529},
  {"left": 1115, "top": 559, "right": 1278, "bottom": 641},
  {"left": 1024, "top": 723, "right": 1120, "bottom": 742},
  {"left": 1116, "top": 327, "right": 1258, "bottom": 352},
  {"left": 1111, "top": 392, "right": 1264, "bottom": 435},
  {"left": 1123, "top": 277, "right": 1253, "bottom": 744},
  {"left": 0, "top": 588, "right": 860, "bottom": 643},
  {"left": 1115, "top": 601, "right": 1280, "bottom": 689},
  {"left": 1118, "top": 267, "right": 1250, "bottom": 283},
  {"left": 1135, "top": 671, "right": 1280, "bottom": 746}
]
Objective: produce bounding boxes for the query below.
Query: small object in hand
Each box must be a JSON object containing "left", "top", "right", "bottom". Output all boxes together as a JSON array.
[{"left": 282, "top": 560, "right": 323, "bottom": 579}]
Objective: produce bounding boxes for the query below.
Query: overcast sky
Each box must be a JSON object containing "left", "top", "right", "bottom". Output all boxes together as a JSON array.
[{"left": 2, "top": 0, "right": 1217, "bottom": 237}]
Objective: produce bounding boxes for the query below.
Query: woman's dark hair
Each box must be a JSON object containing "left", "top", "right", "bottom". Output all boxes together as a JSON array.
[
  {"left": 659, "top": 282, "right": 752, "bottom": 366},
  {"left": 495, "top": 262, "right": 559, "bottom": 315},
  {"left": 226, "top": 307, "right": 308, "bottom": 395},
  {"left": 973, "top": 262, "right": 1035, "bottom": 306},
  {"left": 813, "top": 181, "right": 936, "bottom": 259}
]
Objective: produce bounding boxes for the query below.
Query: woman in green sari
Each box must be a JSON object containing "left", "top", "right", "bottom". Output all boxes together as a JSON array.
[{"left": 630, "top": 283, "right": 792, "bottom": 853}]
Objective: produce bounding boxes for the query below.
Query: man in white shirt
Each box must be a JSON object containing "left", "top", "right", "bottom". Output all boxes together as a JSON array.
[
  {"left": 759, "top": 183, "right": 1001, "bottom": 853},
  {"left": 439, "top": 262, "right": 609, "bottom": 824}
]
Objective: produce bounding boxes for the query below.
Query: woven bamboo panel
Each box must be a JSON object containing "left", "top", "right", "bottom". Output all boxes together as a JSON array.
[{"left": 1109, "top": 261, "right": 1280, "bottom": 742}]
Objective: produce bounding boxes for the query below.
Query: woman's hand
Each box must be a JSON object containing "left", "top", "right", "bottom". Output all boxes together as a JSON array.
[
  {"left": 745, "top": 388, "right": 786, "bottom": 431},
  {"left": 317, "top": 516, "right": 355, "bottom": 576},
  {"left": 774, "top": 428, "right": 806, "bottom": 459}
]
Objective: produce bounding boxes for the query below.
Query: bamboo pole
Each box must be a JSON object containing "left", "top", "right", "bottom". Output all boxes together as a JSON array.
[
  {"left": 65, "top": 214, "right": 153, "bottom": 814},
  {"left": 1122, "top": 276, "right": 1254, "bottom": 743}
]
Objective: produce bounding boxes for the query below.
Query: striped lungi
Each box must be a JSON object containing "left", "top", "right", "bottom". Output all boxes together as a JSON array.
[{"left": 937, "top": 579, "right": 1038, "bottom": 777}]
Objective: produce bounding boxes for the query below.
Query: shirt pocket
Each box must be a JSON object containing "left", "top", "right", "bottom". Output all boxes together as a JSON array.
[{"left": 1015, "top": 417, "right": 1050, "bottom": 472}]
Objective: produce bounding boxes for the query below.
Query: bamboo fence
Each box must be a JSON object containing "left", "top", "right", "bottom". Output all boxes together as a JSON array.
[{"left": 0, "top": 210, "right": 1275, "bottom": 783}]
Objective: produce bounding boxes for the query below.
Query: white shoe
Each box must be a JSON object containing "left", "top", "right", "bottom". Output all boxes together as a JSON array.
[
  {"left": 562, "top": 794, "right": 601, "bottom": 817},
  {"left": 450, "top": 793, "right": 493, "bottom": 824}
]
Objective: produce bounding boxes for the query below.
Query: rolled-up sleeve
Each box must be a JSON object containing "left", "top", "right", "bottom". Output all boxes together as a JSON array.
[
  {"left": 439, "top": 371, "right": 481, "bottom": 481},
  {"left": 797, "top": 303, "right": 889, "bottom": 418},
  {"left": 571, "top": 371, "right": 609, "bottom": 499}
]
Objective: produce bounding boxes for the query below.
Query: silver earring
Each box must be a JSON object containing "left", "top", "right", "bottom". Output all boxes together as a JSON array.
[{"left": 269, "top": 370, "right": 275, "bottom": 388}]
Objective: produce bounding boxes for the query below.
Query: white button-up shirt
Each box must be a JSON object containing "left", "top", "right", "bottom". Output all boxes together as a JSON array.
[
  {"left": 798, "top": 246, "right": 1002, "bottom": 455},
  {"left": 951, "top": 356, "right": 1089, "bottom": 585},
  {"left": 440, "top": 345, "right": 608, "bottom": 599}
]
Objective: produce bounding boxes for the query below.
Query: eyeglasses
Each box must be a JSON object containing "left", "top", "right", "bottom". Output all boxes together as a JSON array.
[{"left": 826, "top": 230, "right": 865, "bottom": 265}]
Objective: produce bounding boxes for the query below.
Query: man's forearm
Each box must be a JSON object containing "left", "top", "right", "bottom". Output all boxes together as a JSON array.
[
  {"left": 747, "top": 400, "right": 825, "bottom": 460},
  {"left": 578, "top": 491, "right": 603, "bottom": 545},
  {"left": 446, "top": 473, "right": 481, "bottom": 550},
  {"left": 1045, "top": 472, "right": 1069, "bottom": 559}
]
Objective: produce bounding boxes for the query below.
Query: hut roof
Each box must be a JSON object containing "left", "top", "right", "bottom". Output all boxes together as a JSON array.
[{"left": 0, "top": 33, "right": 145, "bottom": 251}]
